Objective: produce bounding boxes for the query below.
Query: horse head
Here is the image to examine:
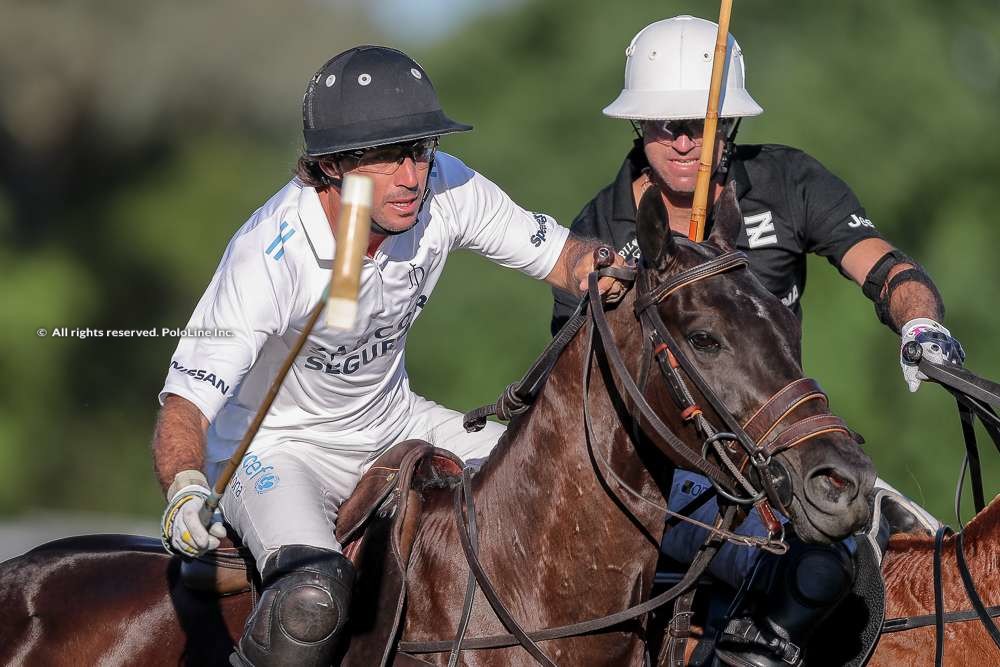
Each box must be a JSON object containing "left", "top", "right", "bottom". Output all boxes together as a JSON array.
[{"left": 626, "top": 184, "right": 876, "bottom": 543}]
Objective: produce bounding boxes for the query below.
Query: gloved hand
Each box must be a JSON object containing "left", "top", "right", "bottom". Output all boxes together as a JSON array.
[
  {"left": 900, "top": 318, "right": 966, "bottom": 393},
  {"left": 160, "top": 469, "right": 227, "bottom": 557}
]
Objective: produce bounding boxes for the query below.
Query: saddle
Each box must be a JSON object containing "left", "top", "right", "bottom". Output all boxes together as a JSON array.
[{"left": 179, "top": 440, "right": 463, "bottom": 600}]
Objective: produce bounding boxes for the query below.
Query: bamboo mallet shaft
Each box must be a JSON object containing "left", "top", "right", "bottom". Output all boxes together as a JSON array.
[
  {"left": 688, "top": 0, "right": 734, "bottom": 242},
  {"left": 327, "top": 174, "right": 373, "bottom": 329}
]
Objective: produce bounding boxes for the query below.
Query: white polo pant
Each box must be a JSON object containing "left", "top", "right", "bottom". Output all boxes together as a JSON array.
[{"left": 213, "top": 396, "right": 504, "bottom": 572}]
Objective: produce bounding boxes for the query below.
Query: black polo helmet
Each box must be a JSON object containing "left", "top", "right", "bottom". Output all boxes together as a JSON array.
[{"left": 302, "top": 46, "right": 472, "bottom": 156}]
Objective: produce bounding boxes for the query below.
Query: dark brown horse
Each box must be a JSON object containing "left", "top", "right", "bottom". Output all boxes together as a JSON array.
[
  {"left": 0, "top": 188, "right": 876, "bottom": 666},
  {"left": 869, "top": 494, "right": 1000, "bottom": 666}
]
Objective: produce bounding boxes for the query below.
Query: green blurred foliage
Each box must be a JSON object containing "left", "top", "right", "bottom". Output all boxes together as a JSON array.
[{"left": 0, "top": 0, "right": 998, "bottom": 523}]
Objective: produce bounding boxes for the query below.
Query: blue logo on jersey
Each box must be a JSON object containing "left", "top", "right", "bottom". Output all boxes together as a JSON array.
[
  {"left": 255, "top": 473, "right": 279, "bottom": 495},
  {"left": 265, "top": 221, "right": 297, "bottom": 260},
  {"left": 241, "top": 453, "right": 279, "bottom": 494}
]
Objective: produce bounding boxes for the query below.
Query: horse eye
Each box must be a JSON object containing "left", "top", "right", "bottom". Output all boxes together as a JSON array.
[{"left": 687, "top": 330, "right": 721, "bottom": 352}]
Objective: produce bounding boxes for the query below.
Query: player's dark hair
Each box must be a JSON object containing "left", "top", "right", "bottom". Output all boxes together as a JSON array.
[{"left": 294, "top": 152, "right": 336, "bottom": 188}]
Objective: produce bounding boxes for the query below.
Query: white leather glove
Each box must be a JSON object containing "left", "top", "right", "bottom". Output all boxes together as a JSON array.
[
  {"left": 160, "top": 470, "right": 227, "bottom": 557},
  {"left": 900, "top": 318, "right": 966, "bottom": 393}
]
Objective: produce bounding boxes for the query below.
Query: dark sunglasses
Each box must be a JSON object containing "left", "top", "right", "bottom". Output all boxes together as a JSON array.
[
  {"left": 640, "top": 119, "right": 733, "bottom": 142},
  {"left": 337, "top": 138, "right": 439, "bottom": 175}
]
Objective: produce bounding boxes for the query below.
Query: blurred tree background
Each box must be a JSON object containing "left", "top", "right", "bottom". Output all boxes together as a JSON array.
[{"left": 1, "top": 0, "right": 998, "bottom": 528}]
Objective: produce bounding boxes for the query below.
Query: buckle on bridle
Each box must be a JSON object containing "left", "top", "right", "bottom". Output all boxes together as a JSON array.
[{"left": 750, "top": 448, "right": 771, "bottom": 469}]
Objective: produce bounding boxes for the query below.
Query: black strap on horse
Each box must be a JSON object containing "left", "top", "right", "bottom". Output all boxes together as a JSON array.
[
  {"left": 888, "top": 346, "right": 1000, "bottom": 664},
  {"left": 933, "top": 525, "right": 949, "bottom": 667},
  {"left": 447, "top": 469, "right": 481, "bottom": 667},
  {"left": 882, "top": 599, "right": 1000, "bottom": 633},
  {"left": 903, "top": 343, "right": 1000, "bottom": 513},
  {"left": 922, "top": 525, "right": 1000, "bottom": 666}
]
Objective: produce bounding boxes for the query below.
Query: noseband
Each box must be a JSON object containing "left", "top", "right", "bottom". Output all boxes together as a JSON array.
[{"left": 588, "top": 244, "right": 857, "bottom": 535}]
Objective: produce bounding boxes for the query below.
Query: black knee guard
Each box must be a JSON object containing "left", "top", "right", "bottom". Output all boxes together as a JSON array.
[
  {"left": 233, "top": 545, "right": 355, "bottom": 667},
  {"left": 716, "top": 537, "right": 855, "bottom": 667}
]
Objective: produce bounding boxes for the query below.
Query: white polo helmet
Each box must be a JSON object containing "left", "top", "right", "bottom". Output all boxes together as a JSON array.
[{"left": 603, "top": 15, "right": 763, "bottom": 121}]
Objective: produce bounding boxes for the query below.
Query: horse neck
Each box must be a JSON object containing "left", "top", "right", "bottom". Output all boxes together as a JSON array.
[
  {"left": 884, "top": 494, "right": 1000, "bottom": 613},
  {"left": 890, "top": 495, "right": 1000, "bottom": 563},
  {"left": 470, "top": 293, "right": 677, "bottom": 552},
  {"left": 953, "top": 494, "right": 1000, "bottom": 571}
]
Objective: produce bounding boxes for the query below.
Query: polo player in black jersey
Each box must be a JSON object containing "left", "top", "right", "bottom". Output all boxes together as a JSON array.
[{"left": 551, "top": 16, "right": 966, "bottom": 667}]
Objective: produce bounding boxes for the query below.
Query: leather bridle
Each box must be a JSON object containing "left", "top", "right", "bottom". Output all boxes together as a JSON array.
[{"left": 599, "top": 243, "right": 857, "bottom": 535}]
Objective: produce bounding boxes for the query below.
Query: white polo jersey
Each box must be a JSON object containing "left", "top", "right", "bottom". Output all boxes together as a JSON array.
[{"left": 159, "top": 152, "right": 568, "bottom": 464}]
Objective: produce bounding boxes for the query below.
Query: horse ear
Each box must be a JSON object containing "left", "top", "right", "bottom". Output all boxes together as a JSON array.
[
  {"left": 707, "top": 182, "right": 742, "bottom": 250},
  {"left": 636, "top": 185, "right": 677, "bottom": 271}
]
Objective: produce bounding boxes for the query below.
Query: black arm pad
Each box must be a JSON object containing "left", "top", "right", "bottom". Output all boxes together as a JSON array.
[
  {"left": 861, "top": 249, "right": 910, "bottom": 303},
  {"left": 861, "top": 249, "right": 944, "bottom": 330}
]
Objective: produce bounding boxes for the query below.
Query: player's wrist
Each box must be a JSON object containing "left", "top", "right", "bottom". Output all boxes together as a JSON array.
[
  {"left": 167, "top": 469, "right": 211, "bottom": 500},
  {"left": 900, "top": 317, "right": 947, "bottom": 338}
]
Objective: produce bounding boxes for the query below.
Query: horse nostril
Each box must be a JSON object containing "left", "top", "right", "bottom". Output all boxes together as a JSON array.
[
  {"left": 826, "top": 471, "right": 848, "bottom": 489},
  {"left": 805, "top": 465, "right": 859, "bottom": 507}
]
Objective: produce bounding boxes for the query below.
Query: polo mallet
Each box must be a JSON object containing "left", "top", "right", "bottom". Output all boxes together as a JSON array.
[
  {"left": 199, "top": 174, "right": 374, "bottom": 523},
  {"left": 327, "top": 176, "right": 373, "bottom": 329},
  {"left": 687, "top": 0, "right": 734, "bottom": 242}
]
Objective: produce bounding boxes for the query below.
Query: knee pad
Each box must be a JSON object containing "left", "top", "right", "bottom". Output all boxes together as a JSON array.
[{"left": 239, "top": 545, "right": 355, "bottom": 667}]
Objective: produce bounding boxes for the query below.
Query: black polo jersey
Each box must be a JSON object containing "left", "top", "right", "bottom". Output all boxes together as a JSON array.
[{"left": 551, "top": 141, "right": 883, "bottom": 334}]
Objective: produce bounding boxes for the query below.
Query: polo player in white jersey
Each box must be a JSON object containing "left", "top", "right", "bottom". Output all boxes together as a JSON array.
[{"left": 151, "top": 45, "right": 626, "bottom": 666}]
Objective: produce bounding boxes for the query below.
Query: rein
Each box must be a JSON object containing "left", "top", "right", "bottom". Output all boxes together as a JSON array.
[
  {"left": 396, "top": 466, "right": 736, "bottom": 660},
  {"left": 401, "top": 246, "right": 858, "bottom": 664},
  {"left": 880, "top": 352, "right": 1000, "bottom": 664}
]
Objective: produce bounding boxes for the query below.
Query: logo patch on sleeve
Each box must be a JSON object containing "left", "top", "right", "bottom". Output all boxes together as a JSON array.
[
  {"left": 169, "top": 360, "right": 230, "bottom": 395},
  {"left": 530, "top": 213, "right": 549, "bottom": 247},
  {"left": 847, "top": 214, "right": 875, "bottom": 229}
]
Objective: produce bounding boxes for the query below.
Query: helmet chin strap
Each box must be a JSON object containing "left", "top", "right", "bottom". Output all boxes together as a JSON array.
[
  {"left": 715, "top": 118, "right": 741, "bottom": 177},
  {"left": 367, "top": 155, "right": 436, "bottom": 237}
]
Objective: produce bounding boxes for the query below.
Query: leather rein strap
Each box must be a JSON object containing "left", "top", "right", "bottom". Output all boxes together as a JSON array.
[
  {"left": 879, "top": 359, "right": 1000, "bottom": 663},
  {"left": 463, "top": 263, "right": 638, "bottom": 432},
  {"left": 397, "top": 479, "right": 736, "bottom": 659},
  {"left": 924, "top": 526, "right": 1000, "bottom": 666}
]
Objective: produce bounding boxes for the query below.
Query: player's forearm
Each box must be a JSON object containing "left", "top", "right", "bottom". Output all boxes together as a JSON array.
[
  {"left": 885, "top": 265, "right": 945, "bottom": 331},
  {"left": 152, "top": 394, "right": 210, "bottom": 497},
  {"left": 845, "top": 240, "right": 946, "bottom": 333}
]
